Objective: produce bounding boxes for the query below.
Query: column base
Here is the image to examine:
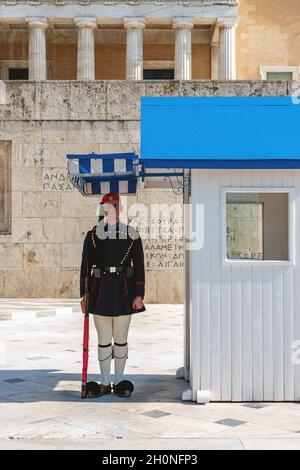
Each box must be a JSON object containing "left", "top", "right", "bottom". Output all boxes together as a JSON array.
[{"left": 182, "top": 387, "right": 210, "bottom": 404}]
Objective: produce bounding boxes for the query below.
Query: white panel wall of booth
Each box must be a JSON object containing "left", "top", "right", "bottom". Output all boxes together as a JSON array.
[{"left": 189, "top": 169, "right": 300, "bottom": 402}]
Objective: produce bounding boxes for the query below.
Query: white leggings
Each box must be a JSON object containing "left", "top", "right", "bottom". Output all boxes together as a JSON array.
[{"left": 93, "top": 314, "right": 132, "bottom": 386}]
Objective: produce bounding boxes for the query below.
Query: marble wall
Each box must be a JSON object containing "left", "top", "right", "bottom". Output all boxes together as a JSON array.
[{"left": 0, "top": 79, "right": 295, "bottom": 299}]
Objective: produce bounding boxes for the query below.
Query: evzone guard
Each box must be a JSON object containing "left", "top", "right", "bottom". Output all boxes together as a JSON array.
[{"left": 80, "top": 192, "right": 146, "bottom": 398}]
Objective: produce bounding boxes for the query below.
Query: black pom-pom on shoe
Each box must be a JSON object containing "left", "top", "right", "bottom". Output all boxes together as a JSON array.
[{"left": 112, "top": 380, "right": 134, "bottom": 397}]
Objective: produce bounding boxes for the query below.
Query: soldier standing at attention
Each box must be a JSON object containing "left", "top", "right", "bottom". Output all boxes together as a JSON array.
[{"left": 80, "top": 192, "right": 145, "bottom": 397}]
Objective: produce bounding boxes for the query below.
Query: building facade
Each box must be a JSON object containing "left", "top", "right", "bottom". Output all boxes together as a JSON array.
[
  {"left": 0, "top": 0, "right": 300, "bottom": 300},
  {"left": 1, "top": 0, "right": 299, "bottom": 82}
]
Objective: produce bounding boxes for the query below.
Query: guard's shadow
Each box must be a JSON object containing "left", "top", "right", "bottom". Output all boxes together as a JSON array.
[{"left": 0, "top": 369, "right": 190, "bottom": 404}]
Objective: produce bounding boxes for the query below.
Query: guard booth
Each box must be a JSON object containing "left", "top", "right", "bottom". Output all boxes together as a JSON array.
[{"left": 67, "top": 96, "right": 300, "bottom": 404}]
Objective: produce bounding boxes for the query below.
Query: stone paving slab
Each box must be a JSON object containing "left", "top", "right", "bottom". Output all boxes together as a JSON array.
[
  {"left": 0, "top": 298, "right": 76, "bottom": 320},
  {"left": 1, "top": 300, "right": 300, "bottom": 450},
  {"left": 0, "top": 438, "right": 246, "bottom": 450}
]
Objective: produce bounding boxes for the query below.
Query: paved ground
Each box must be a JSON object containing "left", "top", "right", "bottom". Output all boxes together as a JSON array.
[{"left": 1, "top": 300, "right": 300, "bottom": 450}]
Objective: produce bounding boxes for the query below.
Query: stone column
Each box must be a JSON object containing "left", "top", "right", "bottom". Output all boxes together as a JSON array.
[
  {"left": 74, "top": 17, "right": 97, "bottom": 80},
  {"left": 172, "top": 18, "right": 194, "bottom": 80},
  {"left": 217, "top": 17, "right": 238, "bottom": 80},
  {"left": 210, "top": 43, "right": 219, "bottom": 80},
  {"left": 123, "top": 17, "right": 145, "bottom": 80},
  {"left": 25, "top": 17, "right": 48, "bottom": 80}
]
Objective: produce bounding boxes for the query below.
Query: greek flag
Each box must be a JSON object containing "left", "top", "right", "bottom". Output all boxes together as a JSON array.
[{"left": 66, "top": 152, "right": 139, "bottom": 195}]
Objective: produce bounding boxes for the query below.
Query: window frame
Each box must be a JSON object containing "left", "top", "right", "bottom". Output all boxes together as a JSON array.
[
  {"left": 0, "top": 60, "right": 53, "bottom": 80},
  {"left": 143, "top": 60, "right": 175, "bottom": 80},
  {"left": 260, "top": 65, "right": 299, "bottom": 81},
  {"left": 221, "top": 187, "right": 295, "bottom": 266},
  {"left": 143, "top": 60, "right": 174, "bottom": 70}
]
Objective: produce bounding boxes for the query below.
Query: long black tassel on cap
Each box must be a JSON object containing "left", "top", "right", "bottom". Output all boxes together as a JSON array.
[
  {"left": 98, "top": 201, "right": 104, "bottom": 222},
  {"left": 96, "top": 202, "right": 106, "bottom": 266}
]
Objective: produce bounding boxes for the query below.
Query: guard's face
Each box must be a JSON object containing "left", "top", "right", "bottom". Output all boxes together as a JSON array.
[{"left": 104, "top": 200, "right": 120, "bottom": 220}]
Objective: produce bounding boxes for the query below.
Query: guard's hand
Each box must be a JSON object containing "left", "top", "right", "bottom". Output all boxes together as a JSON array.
[
  {"left": 80, "top": 295, "right": 87, "bottom": 314},
  {"left": 133, "top": 296, "right": 144, "bottom": 310}
]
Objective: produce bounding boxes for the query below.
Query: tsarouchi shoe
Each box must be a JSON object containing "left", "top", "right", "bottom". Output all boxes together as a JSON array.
[
  {"left": 112, "top": 380, "right": 134, "bottom": 397},
  {"left": 86, "top": 381, "right": 112, "bottom": 398}
]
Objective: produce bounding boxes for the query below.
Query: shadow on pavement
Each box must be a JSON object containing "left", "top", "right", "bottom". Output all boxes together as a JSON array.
[{"left": 0, "top": 369, "right": 190, "bottom": 404}]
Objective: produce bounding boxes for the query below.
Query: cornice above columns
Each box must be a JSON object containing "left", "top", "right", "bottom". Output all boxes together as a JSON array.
[
  {"left": 217, "top": 17, "right": 239, "bottom": 29},
  {"left": 123, "top": 17, "right": 146, "bottom": 30},
  {"left": 25, "top": 17, "right": 48, "bottom": 29},
  {"left": 172, "top": 17, "right": 194, "bottom": 30},
  {"left": 74, "top": 17, "right": 97, "bottom": 29}
]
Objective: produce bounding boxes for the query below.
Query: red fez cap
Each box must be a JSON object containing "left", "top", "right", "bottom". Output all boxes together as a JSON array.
[{"left": 100, "top": 192, "right": 120, "bottom": 205}]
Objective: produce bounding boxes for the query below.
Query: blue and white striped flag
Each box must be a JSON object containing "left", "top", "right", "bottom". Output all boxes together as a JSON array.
[{"left": 66, "top": 152, "right": 139, "bottom": 195}]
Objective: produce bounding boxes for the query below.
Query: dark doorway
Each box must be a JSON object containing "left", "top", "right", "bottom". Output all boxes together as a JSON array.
[
  {"left": 8, "top": 68, "right": 29, "bottom": 80},
  {"left": 143, "top": 69, "right": 174, "bottom": 80}
]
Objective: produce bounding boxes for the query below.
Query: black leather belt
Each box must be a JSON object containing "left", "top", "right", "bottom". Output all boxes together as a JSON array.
[{"left": 92, "top": 266, "right": 133, "bottom": 278}]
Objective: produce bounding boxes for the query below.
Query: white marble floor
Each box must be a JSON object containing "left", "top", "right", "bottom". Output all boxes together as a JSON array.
[{"left": 0, "top": 300, "right": 300, "bottom": 450}]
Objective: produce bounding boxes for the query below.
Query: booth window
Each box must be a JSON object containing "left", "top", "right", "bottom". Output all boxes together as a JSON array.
[
  {"left": 225, "top": 191, "right": 290, "bottom": 262},
  {"left": 0, "top": 141, "right": 11, "bottom": 234}
]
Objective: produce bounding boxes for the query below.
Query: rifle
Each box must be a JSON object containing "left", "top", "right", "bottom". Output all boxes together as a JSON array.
[
  {"left": 81, "top": 260, "right": 90, "bottom": 399},
  {"left": 81, "top": 243, "right": 103, "bottom": 399}
]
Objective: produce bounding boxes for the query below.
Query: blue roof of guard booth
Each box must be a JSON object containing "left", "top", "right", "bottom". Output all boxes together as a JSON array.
[{"left": 139, "top": 96, "right": 300, "bottom": 169}]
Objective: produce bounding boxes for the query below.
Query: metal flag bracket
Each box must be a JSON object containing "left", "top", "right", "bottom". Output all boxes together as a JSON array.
[{"left": 66, "top": 152, "right": 190, "bottom": 196}]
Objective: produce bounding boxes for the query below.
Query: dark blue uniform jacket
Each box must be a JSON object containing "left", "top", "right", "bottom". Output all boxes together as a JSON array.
[{"left": 80, "top": 220, "right": 145, "bottom": 316}]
